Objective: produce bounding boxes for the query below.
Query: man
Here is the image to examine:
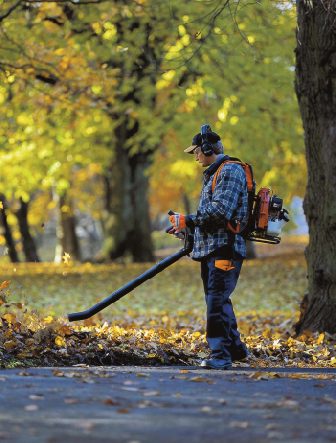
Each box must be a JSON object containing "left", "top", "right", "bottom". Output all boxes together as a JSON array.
[{"left": 168, "top": 129, "right": 249, "bottom": 370}]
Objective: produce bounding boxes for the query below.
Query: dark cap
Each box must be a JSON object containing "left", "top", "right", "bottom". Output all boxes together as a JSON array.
[{"left": 184, "top": 132, "right": 221, "bottom": 154}]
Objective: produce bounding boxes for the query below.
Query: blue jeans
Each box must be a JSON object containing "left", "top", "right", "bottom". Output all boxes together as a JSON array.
[{"left": 201, "top": 250, "right": 244, "bottom": 359}]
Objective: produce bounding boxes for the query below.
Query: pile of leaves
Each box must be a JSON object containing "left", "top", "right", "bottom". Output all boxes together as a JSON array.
[{"left": 0, "top": 255, "right": 335, "bottom": 369}]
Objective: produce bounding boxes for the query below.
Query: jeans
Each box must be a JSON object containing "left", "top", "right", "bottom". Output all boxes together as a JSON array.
[{"left": 201, "top": 250, "right": 244, "bottom": 359}]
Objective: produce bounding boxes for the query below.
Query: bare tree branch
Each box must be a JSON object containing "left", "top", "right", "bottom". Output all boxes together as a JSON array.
[
  {"left": 25, "top": 0, "right": 107, "bottom": 4},
  {"left": 0, "top": 0, "right": 107, "bottom": 24},
  {"left": 0, "top": 27, "right": 62, "bottom": 77},
  {"left": 161, "top": 0, "right": 232, "bottom": 72},
  {"left": 0, "top": 0, "right": 23, "bottom": 23}
]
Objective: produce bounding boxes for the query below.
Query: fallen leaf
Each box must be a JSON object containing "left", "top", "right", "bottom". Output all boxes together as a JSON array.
[
  {"left": 29, "top": 395, "right": 44, "bottom": 400},
  {"left": 197, "top": 352, "right": 208, "bottom": 359},
  {"left": 53, "top": 370, "right": 65, "bottom": 377},
  {"left": 201, "top": 406, "right": 213, "bottom": 413},
  {"left": 276, "top": 399, "right": 299, "bottom": 408},
  {"left": 189, "top": 376, "right": 213, "bottom": 383},
  {"left": 267, "top": 431, "right": 284, "bottom": 439},
  {"left": 57, "top": 325, "right": 72, "bottom": 336},
  {"left": 62, "top": 252, "right": 71, "bottom": 265},
  {"left": 3, "top": 340, "right": 18, "bottom": 351},
  {"left": 330, "top": 357, "right": 336, "bottom": 366},
  {"left": 321, "top": 396, "right": 336, "bottom": 405},
  {"left": 0, "top": 280, "right": 10, "bottom": 290},
  {"left": 24, "top": 404, "right": 39, "bottom": 411},
  {"left": 73, "top": 420, "right": 95, "bottom": 431},
  {"left": 64, "top": 398, "right": 79, "bottom": 404},
  {"left": 55, "top": 336, "right": 66, "bottom": 347},
  {"left": 317, "top": 333, "right": 325, "bottom": 345},
  {"left": 43, "top": 315, "right": 54, "bottom": 324},
  {"left": 229, "top": 421, "right": 249, "bottom": 429},
  {"left": 143, "top": 391, "right": 159, "bottom": 397},
  {"left": 64, "top": 372, "right": 78, "bottom": 379},
  {"left": 2, "top": 313, "right": 16, "bottom": 324},
  {"left": 249, "top": 371, "right": 280, "bottom": 380},
  {"left": 104, "top": 398, "right": 120, "bottom": 406}
]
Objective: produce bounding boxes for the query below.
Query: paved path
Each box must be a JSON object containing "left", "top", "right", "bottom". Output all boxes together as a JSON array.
[{"left": 0, "top": 366, "right": 335, "bottom": 443}]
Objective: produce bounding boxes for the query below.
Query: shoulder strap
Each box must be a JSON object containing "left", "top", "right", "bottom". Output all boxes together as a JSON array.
[
  {"left": 211, "top": 160, "right": 254, "bottom": 194},
  {"left": 211, "top": 162, "right": 226, "bottom": 194}
]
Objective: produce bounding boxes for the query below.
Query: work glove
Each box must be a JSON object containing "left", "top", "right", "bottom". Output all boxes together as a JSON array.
[
  {"left": 168, "top": 212, "right": 187, "bottom": 233},
  {"left": 166, "top": 226, "right": 185, "bottom": 240}
]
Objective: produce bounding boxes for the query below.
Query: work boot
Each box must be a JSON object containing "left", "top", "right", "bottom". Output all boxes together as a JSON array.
[
  {"left": 200, "top": 357, "right": 232, "bottom": 370},
  {"left": 230, "top": 344, "right": 249, "bottom": 362}
]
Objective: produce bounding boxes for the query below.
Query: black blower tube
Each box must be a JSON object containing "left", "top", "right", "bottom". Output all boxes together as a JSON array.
[{"left": 67, "top": 247, "right": 188, "bottom": 322}]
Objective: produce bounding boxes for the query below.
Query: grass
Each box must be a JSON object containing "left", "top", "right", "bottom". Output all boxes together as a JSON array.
[{"left": 0, "top": 253, "right": 307, "bottom": 325}]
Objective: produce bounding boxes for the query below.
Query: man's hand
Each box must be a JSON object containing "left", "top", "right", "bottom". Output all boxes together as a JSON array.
[
  {"left": 168, "top": 212, "right": 187, "bottom": 233},
  {"left": 166, "top": 226, "right": 185, "bottom": 240}
]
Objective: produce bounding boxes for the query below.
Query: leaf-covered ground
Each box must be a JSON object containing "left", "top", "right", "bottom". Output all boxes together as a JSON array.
[{"left": 0, "top": 249, "right": 335, "bottom": 369}]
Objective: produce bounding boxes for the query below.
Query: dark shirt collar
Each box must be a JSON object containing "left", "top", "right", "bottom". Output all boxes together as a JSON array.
[{"left": 203, "top": 154, "right": 230, "bottom": 178}]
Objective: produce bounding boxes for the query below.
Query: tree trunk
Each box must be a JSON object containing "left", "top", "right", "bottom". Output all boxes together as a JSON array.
[
  {"left": 102, "top": 20, "right": 156, "bottom": 263},
  {"left": 103, "top": 131, "right": 154, "bottom": 262},
  {"left": 15, "top": 198, "right": 40, "bottom": 262},
  {"left": 295, "top": 1, "right": 336, "bottom": 334},
  {"left": 0, "top": 194, "right": 20, "bottom": 263},
  {"left": 55, "top": 191, "right": 81, "bottom": 262},
  {"left": 130, "top": 153, "right": 154, "bottom": 261}
]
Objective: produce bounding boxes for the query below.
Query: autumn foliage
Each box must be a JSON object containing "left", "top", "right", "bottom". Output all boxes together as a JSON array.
[{"left": 0, "top": 1, "right": 305, "bottom": 263}]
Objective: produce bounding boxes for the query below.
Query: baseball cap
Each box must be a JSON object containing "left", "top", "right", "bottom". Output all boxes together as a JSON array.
[{"left": 184, "top": 131, "right": 221, "bottom": 154}]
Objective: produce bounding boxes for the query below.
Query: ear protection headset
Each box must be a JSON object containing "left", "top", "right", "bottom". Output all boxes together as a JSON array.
[{"left": 200, "top": 124, "right": 214, "bottom": 156}]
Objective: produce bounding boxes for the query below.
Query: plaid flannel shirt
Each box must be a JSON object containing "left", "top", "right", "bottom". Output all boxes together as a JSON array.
[{"left": 188, "top": 154, "right": 248, "bottom": 259}]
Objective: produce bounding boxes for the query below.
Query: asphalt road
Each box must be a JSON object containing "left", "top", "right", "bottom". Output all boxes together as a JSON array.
[{"left": 0, "top": 366, "right": 335, "bottom": 443}]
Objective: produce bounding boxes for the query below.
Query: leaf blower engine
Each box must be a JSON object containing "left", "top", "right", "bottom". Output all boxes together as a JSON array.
[{"left": 248, "top": 187, "right": 289, "bottom": 244}]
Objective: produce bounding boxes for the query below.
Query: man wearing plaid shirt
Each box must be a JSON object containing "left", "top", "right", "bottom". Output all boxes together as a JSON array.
[{"left": 169, "top": 130, "right": 249, "bottom": 369}]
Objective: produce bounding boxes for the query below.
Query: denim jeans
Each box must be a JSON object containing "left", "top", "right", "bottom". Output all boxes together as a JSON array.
[{"left": 201, "top": 250, "right": 244, "bottom": 359}]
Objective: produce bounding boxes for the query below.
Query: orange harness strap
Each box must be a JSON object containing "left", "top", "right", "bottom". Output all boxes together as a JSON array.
[
  {"left": 211, "top": 160, "right": 254, "bottom": 194},
  {"left": 211, "top": 160, "right": 253, "bottom": 235}
]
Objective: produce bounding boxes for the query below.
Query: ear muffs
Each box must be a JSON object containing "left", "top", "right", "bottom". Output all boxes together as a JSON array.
[
  {"left": 200, "top": 123, "right": 214, "bottom": 156},
  {"left": 201, "top": 141, "right": 214, "bottom": 156}
]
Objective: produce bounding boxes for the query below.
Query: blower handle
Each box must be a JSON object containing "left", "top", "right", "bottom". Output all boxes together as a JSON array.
[{"left": 165, "top": 210, "right": 176, "bottom": 233}]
